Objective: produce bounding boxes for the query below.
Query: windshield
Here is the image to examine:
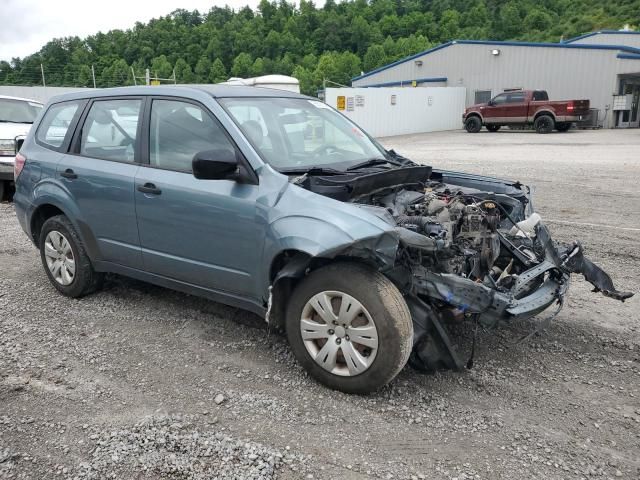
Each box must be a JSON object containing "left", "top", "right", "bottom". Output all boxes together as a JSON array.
[
  {"left": 0, "top": 98, "right": 43, "bottom": 124},
  {"left": 219, "top": 97, "right": 387, "bottom": 171}
]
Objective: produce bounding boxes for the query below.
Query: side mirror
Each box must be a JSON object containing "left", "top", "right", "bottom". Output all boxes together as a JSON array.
[
  {"left": 192, "top": 149, "right": 239, "bottom": 180},
  {"left": 487, "top": 100, "right": 495, "bottom": 106}
]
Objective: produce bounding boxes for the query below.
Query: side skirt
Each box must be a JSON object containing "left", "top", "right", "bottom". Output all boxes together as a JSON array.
[{"left": 94, "top": 261, "right": 267, "bottom": 317}]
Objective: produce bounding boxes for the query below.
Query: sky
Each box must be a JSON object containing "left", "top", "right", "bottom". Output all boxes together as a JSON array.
[{"left": 0, "top": 0, "right": 264, "bottom": 62}]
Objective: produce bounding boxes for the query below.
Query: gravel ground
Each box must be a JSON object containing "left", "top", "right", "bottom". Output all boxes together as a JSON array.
[{"left": 1, "top": 128, "right": 639, "bottom": 479}]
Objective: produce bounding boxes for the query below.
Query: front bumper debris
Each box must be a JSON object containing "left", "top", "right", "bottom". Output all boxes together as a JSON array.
[{"left": 408, "top": 223, "right": 633, "bottom": 373}]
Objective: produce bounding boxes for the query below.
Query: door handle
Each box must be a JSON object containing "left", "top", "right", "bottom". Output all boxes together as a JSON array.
[
  {"left": 137, "top": 182, "right": 162, "bottom": 195},
  {"left": 60, "top": 168, "right": 77, "bottom": 179}
]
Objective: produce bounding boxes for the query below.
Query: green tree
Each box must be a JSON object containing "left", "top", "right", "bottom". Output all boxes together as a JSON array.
[
  {"left": 231, "top": 52, "right": 253, "bottom": 77},
  {"left": 151, "top": 55, "right": 173, "bottom": 79},
  {"left": 174, "top": 58, "right": 195, "bottom": 83},
  {"left": 210, "top": 58, "right": 228, "bottom": 82},
  {"left": 363, "top": 44, "right": 387, "bottom": 71},
  {"left": 194, "top": 57, "right": 212, "bottom": 82}
]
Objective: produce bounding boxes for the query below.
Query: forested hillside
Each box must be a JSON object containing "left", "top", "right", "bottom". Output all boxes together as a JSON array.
[{"left": 1, "top": 0, "right": 638, "bottom": 95}]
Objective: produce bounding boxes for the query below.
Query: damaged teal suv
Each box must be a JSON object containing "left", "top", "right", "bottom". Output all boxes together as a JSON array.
[{"left": 14, "top": 86, "right": 632, "bottom": 393}]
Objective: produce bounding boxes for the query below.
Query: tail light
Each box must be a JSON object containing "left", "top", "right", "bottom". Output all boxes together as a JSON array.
[
  {"left": 567, "top": 101, "right": 575, "bottom": 112},
  {"left": 14, "top": 153, "right": 26, "bottom": 179}
]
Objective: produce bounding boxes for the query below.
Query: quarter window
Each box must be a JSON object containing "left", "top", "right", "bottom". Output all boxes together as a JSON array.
[
  {"left": 80, "top": 99, "right": 142, "bottom": 162},
  {"left": 149, "top": 99, "right": 235, "bottom": 172},
  {"left": 36, "top": 101, "right": 80, "bottom": 148}
]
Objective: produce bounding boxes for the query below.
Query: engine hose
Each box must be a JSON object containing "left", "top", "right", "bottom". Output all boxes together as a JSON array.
[{"left": 396, "top": 215, "right": 445, "bottom": 238}]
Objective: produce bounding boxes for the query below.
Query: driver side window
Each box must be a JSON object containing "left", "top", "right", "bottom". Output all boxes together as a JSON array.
[
  {"left": 150, "top": 99, "right": 236, "bottom": 172},
  {"left": 80, "top": 99, "right": 141, "bottom": 162},
  {"left": 491, "top": 94, "right": 507, "bottom": 106}
]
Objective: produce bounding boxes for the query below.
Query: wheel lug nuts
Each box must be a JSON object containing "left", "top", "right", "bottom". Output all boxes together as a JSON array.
[
  {"left": 328, "top": 329, "right": 334, "bottom": 335},
  {"left": 336, "top": 338, "right": 341, "bottom": 344},
  {"left": 345, "top": 335, "right": 350, "bottom": 341}
]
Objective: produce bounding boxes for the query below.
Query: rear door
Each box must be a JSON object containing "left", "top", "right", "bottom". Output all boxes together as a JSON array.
[
  {"left": 134, "top": 97, "right": 261, "bottom": 297},
  {"left": 62, "top": 97, "right": 144, "bottom": 268}
]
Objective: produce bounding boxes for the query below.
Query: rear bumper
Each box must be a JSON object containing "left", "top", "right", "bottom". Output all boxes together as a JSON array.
[
  {"left": 0, "top": 161, "right": 13, "bottom": 181},
  {"left": 556, "top": 114, "right": 589, "bottom": 122}
]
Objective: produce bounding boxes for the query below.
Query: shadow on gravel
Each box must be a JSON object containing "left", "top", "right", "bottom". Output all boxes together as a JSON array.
[{"left": 103, "top": 274, "right": 268, "bottom": 331}]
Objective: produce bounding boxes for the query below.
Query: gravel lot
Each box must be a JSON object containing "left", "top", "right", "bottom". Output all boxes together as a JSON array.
[{"left": 1, "top": 128, "right": 639, "bottom": 479}]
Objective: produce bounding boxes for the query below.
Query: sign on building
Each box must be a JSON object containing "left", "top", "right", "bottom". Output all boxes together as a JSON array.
[
  {"left": 337, "top": 96, "right": 346, "bottom": 110},
  {"left": 346, "top": 97, "right": 355, "bottom": 111}
]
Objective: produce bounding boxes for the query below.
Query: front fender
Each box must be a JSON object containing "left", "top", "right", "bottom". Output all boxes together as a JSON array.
[{"left": 260, "top": 214, "right": 400, "bottom": 299}]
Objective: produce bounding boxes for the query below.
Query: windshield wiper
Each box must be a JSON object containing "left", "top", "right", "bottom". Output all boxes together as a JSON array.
[
  {"left": 346, "top": 157, "right": 402, "bottom": 171},
  {"left": 280, "top": 166, "right": 344, "bottom": 175}
]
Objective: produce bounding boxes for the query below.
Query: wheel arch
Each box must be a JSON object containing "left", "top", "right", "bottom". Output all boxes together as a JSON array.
[
  {"left": 464, "top": 111, "right": 483, "bottom": 123},
  {"left": 267, "top": 249, "right": 381, "bottom": 331},
  {"left": 30, "top": 199, "right": 101, "bottom": 261},
  {"left": 533, "top": 109, "right": 556, "bottom": 121}
]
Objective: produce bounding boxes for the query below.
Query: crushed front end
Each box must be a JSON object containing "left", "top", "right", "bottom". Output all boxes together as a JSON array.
[
  {"left": 350, "top": 168, "right": 633, "bottom": 371},
  {"left": 295, "top": 164, "right": 633, "bottom": 372}
]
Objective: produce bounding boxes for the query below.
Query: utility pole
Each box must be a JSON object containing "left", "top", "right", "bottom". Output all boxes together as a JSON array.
[
  {"left": 145, "top": 68, "right": 150, "bottom": 86},
  {"left": 40, "top": 64, "right": 46, "bottom": 87},
  {"left": 172, "top": 68, "right": 177, "bottom": 84},
  {"left": 131, "top": 66, "right": 137, "bottom": 86},
  {"left": 91, "top": 65, "right": 96, "bottom": 88}
]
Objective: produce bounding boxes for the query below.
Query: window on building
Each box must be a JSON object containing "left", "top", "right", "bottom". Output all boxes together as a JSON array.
[{"left": 474, "top": 90, "right": 492, "bottom": 104}]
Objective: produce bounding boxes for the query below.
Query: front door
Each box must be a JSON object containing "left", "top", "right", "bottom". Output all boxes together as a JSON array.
[
  {"left": 61, "top": 97, "right": 143, "bottom": 268},
  {"left": 134, "top": 98, "right": 261, "bottom": 297},
  {"left": 484, "top": 92, "right": 527, "bottom": 124}
]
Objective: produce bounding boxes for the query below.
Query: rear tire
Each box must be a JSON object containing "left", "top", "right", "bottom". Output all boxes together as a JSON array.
[
  {"left": 464, "top": 116, "right": 482, "bottom": 133},
  {"left": 534, "top": 114, "right": 555, "bottom": 134},
  {"left": 556, "top": 122, "right": 571, "bottom": 132},
  {"left": 486, "top": 125, "right": 501, "bottom": 132},
  {"left": 285, "top": 262, "right": 413, "bottom": 394},
  {"left": 39, "top": 215, "right": 104, "bottom": 298}
]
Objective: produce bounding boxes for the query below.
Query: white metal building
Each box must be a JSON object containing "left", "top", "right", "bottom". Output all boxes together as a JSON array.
[
  {"left": 351, "top": 30, "right": 640, "bottom": 128},
  {"left": 325, "top": 87, "right": 465, "bottom": 137}
]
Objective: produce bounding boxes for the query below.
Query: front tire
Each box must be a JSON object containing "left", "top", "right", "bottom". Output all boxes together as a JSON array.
[
  {"left": 39, "top": 215, "right": 103, "bottom": 298},
  {"left": 286, "top": 263, "right": 413, "bottom": 394},
  {"left": 464, "top": 116, "right": 482, "bottom": 133},
  {"left": 534, "top": 114, "right": 555, "bottom": 134}
]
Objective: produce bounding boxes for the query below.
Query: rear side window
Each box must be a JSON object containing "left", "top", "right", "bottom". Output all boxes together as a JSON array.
[
  {"left": 506, "top": 92, "right": 526, "bottom": 103},
  {"left": 149, "top": 99, "right": 235, "bottom": 172},
  {"left": 80, "top": 99, "right": 142, "bottom": 162},
  {"left": 36, "top": 101, "right": 81, "bottom": 148},
  {"left": 533, "top": 91, "right": 549, "bottom": 101}
]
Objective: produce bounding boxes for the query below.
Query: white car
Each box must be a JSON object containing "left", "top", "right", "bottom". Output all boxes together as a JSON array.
[{"left": 0, "top": 95, "right": 43, "bottom": 200}]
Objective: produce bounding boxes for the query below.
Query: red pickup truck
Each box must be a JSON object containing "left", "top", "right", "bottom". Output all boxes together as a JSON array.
[{"left": 463, "top": 90, "right": 590, "bottom": 134}]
